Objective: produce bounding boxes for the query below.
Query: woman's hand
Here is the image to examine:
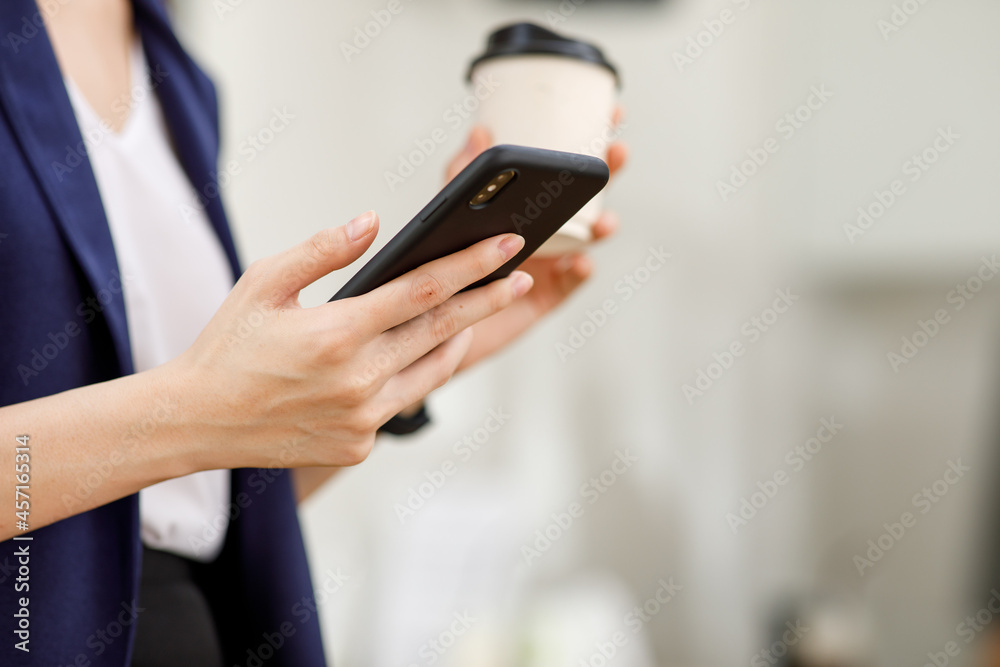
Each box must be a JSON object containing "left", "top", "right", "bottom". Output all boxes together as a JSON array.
[
  {"left": 174, "top": 211, "right": 533, "bottom": 470},
  {"left": 444, "top": 122, "right": 628, "bottom": 371}
]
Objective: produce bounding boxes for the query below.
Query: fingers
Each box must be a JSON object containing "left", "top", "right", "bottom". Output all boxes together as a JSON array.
[
  {"left": 591, "top": 210, "right": 620, "bottom": 241},
  {"left": 454, "top": 259, "right": 587, "bottom": 372},
  {"left": 353, "top": 233, "right": 526, "bottom": 336},
  {"left": 555, "top": 253, "right": 594, "bottom": 287},
  {"left": 375, "top": 327, "right": 475, "bottom": 419},
  {"left": 255, "top": 211, "right": 379, "bottom": 304},
  {"left": 376, "top": 270, "right": 534, "bottom": 373},
  {"left": 606, "top": 105, "right": 628, "bottom": 178},
  {"left": 446, "top": 126, "right": 492, "bottom": 182},
  {"left": 521, "top": 255, "right": 591, "bottom": 314},
  {"left": 606, "top": 142, "right": 628, "bottom": 178}
]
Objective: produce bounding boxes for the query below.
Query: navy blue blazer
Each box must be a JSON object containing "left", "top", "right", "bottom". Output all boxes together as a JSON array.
[{"left": 0, "top": 1, "right": 326, "bottom": 664}]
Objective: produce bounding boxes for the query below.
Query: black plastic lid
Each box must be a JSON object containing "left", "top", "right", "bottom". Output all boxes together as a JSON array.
[{"left": 467, "top": 22, "right": 620, "bottom": 87}]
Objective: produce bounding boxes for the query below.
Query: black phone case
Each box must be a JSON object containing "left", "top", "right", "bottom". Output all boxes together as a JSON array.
[{"left": 330, "top": 144, "right": 609, "bottom": 301}]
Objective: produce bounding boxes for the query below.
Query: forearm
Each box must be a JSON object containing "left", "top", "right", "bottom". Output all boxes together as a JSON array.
[{"left": 0, "top": 363, "right": 205, "bottom": 541}]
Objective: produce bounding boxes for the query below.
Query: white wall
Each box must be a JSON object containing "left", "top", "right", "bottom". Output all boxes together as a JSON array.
[{"left": 173, "top": 1, "right": 1000, "bottom": 665}]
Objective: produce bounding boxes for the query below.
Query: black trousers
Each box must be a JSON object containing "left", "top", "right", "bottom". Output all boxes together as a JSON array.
[{"left": 130, "top": 547, "right": 225, "bottom": 667}]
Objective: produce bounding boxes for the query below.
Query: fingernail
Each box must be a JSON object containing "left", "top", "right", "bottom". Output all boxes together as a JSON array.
[
  {"left": 510, "top": 271, "right": 533, "bottom": 298},
  {"left": 347, "top": 211, "right": 375, "bottom": 241},
  {"left": 498, "top": 234, "right": 525, "bottom": 261}
]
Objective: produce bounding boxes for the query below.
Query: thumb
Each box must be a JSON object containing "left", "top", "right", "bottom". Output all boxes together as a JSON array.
[
  {"left": 445, "top": 126, "right": 492, "bottom": 182},
  {"left": 261, "top": 211, "right": 379, "bottom": 303}
]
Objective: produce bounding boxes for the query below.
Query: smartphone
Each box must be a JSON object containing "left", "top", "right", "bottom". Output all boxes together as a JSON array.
[{"left": 329, "top": 144, "right": 609, "bottom": 301}]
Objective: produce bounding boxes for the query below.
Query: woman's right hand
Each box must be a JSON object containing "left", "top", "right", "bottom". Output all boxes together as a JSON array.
[{"left": 171, "top": 210, "right": 533, "bottom": 471}]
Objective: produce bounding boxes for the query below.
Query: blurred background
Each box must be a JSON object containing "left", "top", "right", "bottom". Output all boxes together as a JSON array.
[{"left": 171, "top": 0, "right": 1000, "bottom": 665}]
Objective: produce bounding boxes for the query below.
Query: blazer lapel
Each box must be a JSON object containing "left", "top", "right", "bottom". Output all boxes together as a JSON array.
[{"left": 0, "top": 1, "right": 135, "bottom": 375}]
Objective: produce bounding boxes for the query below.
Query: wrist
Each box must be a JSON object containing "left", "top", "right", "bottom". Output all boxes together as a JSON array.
[{"left": 145, "top": 357, "right": 222, "bottom": 476}]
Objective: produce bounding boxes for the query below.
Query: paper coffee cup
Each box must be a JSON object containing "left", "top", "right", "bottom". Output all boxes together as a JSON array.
[{"left": 468, "top": 23, "right": 620, "bottom": 256}]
